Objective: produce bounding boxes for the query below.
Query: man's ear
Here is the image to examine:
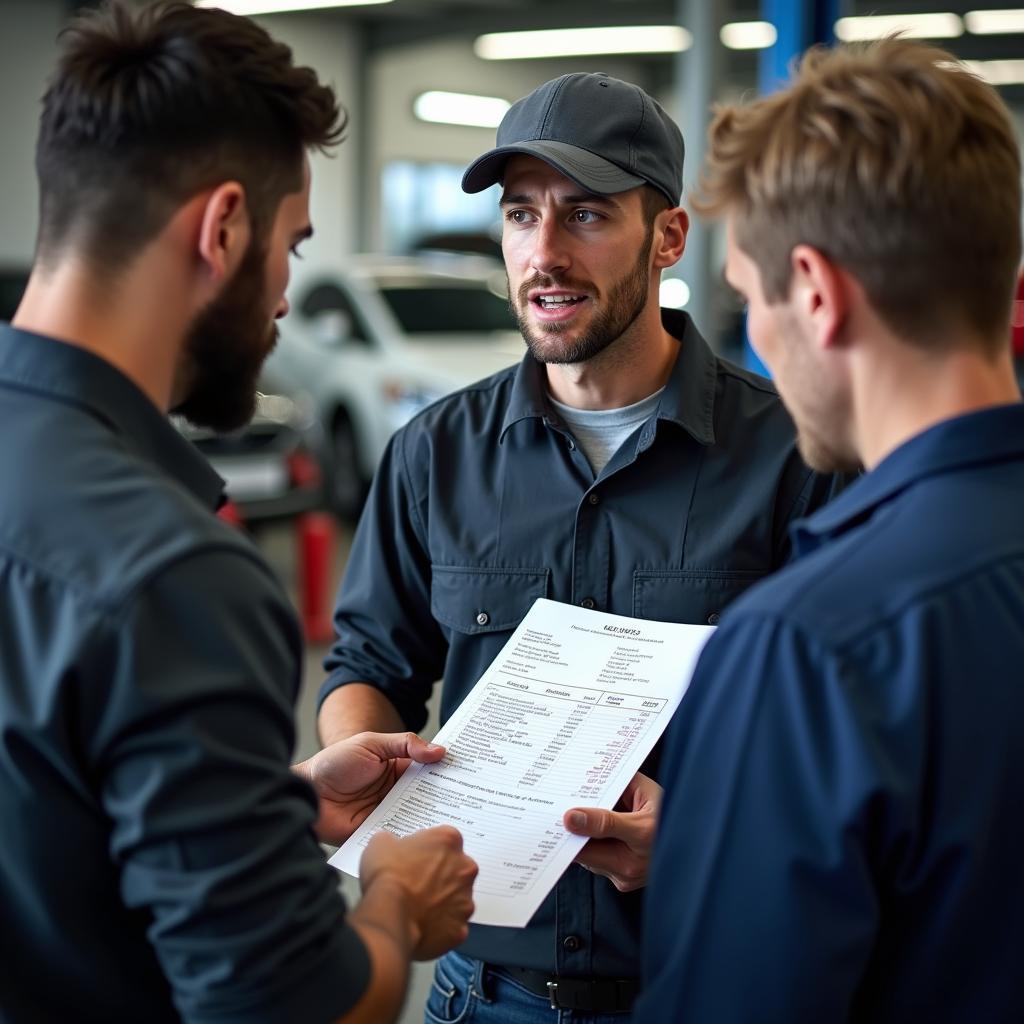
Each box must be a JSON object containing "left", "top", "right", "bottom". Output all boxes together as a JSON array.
[
  {"left": 652, "top": 207, "right": 689, "bottom": 270},
  {"left": 790, "top": 244, "right": 848, "bottom": 350},
  {"left": 195, "top": 182, "right": 250, "bottom": 285}
]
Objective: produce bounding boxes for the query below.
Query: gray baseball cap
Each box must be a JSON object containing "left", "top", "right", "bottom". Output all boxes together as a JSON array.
[{"left": 461, "top": 72, "right": 684, "bottom": 206}]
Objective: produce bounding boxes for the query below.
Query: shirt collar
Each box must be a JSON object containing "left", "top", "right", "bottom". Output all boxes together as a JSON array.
[
  {"left": 0, "top": 323, "right": 225, "bottom": 509},
  {"left": 499, "top": 308, "right": 717, "bottom": 446},
  {"left": 792, "top": 402, "right": 1024, "bottom": 556}
]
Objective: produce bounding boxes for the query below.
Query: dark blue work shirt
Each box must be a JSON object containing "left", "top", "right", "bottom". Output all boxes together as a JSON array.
[
  {"left": 0, "top": 325, "right": 369, "bottom": 1024},
  {"left": 637, "top": 403, "right": 1024, "bottom": 1022},
  {"left": 321, "top": 309, "right": 841, "bottom": 978}
]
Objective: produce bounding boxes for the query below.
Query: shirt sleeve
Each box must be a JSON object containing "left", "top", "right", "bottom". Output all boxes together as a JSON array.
[
  {"left": 635, "top": 612, "right": 884, "bottom": 1023},
  {"left": 319, "top": 426, "right": 448, "bottom": 731},
  {"left": 90, "top": 546, "right": 370, "bottom": 1024}
]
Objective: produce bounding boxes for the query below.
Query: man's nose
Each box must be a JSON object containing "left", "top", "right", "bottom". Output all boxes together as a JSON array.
[{"left": 530, "top": 219, "right": 571, "bottom": 278}]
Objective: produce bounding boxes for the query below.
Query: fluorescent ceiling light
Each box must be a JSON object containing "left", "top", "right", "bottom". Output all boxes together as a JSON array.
[
  {"left": 720, "top": 21, "right": 778, "bottom": 50},
  {"left": 414, "top": 91, "right": 511, "bottom": 129},
  {"left": 963, "top": 58, "right": 1024, "bottom": 84},
  {"left": 834, "top": 13, "right": 963, "bottom": 41},
  {"left": 475, "top": 26, "right": 692, "bottom": 60},
  {"left": 965, "top": 9, "right": 1024, "bottom": 34},
  {"left": 194, "top": 0, "right": 394, "bottom": 14}
]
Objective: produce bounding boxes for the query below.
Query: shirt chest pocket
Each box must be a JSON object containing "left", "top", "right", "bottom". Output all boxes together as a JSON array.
[
  {"left": 633, "top": 569, "right": 764, "bottom": 626},
  {"left": 431, "top": 566, "right": 551, "bottom": 635}
]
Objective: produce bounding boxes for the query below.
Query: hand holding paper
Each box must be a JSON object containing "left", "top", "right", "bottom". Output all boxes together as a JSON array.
[
  {"left": 564, "top": 771, "right": 662, "bottom": 892},
  {"left": 329, "top": 599, "right": 715, "bottom": 927},
  {"left": 294, "top": 731, "right": 446, "bottom": 846}
]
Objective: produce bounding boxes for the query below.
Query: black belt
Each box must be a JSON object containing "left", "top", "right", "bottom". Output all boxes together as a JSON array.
[{"left": 492, "top": 963, "right": 639, "bottom": 1013}]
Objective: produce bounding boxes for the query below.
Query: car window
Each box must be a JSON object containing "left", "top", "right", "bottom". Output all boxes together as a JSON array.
[
  {"left": 299, "top": 282, "right": 371, "bottom": 346},
  {"left": 378, "top": 285, "right": 515, "bottom": 336}
]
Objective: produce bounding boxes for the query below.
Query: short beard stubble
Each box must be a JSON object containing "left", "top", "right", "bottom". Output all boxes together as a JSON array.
[
  {"left": 511, "top": 223, "right": 655, "bottom": 366},
  {"left": 174, "top": 234, "right": 277, "bottom": 433}
]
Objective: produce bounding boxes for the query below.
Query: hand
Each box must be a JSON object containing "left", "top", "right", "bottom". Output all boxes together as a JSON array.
[
  {"left": 360, "top": 826, "right": 478, "bottom": 960},
  {"left": 294, "top": 731, "right": 445, "bottom": 845},
  {"left": 563, "top": 772, "right": 662, "bottom": 892}
]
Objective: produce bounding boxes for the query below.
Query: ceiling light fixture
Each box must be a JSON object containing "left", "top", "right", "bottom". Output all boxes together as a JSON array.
[
  {"left": 963, "top": 57, "right": 1024, "bottom": 84},
  {"left": 720, "top": 21, "right": 778, "bottom": 50},
  {"left": 474, "top": 26, "right": 692, "bottom": 60},
  {"left": 964, "top": 9, "right": 1024, "bottom": 34},
  {"left": 413, "top": 91, "right": 511, "bottom": 129},
  {"left": 660, "top": 278, "right": 691, "bottom": 310},
  {"left": 194, "top": 0, "right": 394, "bottom": 14},
  {"left": 834, "top": 12, "right": 963, "bottom": 41}
]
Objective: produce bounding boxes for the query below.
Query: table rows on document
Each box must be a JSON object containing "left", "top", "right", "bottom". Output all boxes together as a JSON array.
[
  {"left": 443, "top": 681, "right": 664, "bottom": 801},
  {"left": 359, "top": 772, "right": 570, "bottom": 897}
]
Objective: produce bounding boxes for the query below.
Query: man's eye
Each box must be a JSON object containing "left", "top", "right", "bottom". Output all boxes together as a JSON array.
[
  {"left": 506, "top": 209, "right": 530, "bottom": 224},
  {"left": 572, "top": 209, "right": 601, "bottom": 224}
]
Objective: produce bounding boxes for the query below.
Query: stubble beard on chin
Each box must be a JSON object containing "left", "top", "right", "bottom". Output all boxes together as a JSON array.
[
  {"left": 796, "top": 428, "right": 861, "bottom": 475},
  {"left": 173, "top": 237, "right": 276, "bottom": 433},
  {"left": 511, "top": 233, "right": 653, "bottom": 366},
  {"left": 769, "top": 310, "right": 861, "bottom": 476},
  {"left": 783, "top": 367, "right": 861, "bottom": 475}
]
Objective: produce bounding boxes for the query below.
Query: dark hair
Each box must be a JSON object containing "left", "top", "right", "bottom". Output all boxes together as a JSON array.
[
  {"left": 34, "top": 0, "right": 345, "bottom": 274},
  {"left": 639, "top": 184, "right": 672, "bottom": 228}
]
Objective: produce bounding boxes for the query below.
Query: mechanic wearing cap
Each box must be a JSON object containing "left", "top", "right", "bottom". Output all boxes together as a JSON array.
[{"left": 318, "top": 73, "right": 844, "bottom": 1021}]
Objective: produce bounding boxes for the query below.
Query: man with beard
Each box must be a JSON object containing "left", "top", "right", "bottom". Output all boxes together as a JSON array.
[
  {"left": 318, "top": 73, "right": 843, "bottom": 1021},
  {"left": 0, "top": 4, "right": 478, "bottom": 1023},
  {"left": 636, "top": 39, "right": 1024, "bottom": 1022}
]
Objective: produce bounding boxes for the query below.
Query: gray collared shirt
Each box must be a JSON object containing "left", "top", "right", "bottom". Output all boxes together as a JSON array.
[
  {"left": 321, "top": 308, "right": 845, "bottom": 978},
  {"left": 0, "top": 324, "right": 369, "bottom": 1023}
]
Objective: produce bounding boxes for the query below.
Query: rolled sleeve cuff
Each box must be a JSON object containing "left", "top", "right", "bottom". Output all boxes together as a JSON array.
[{"left": 316, "top": 670, "right": 428, "bottom": 732}]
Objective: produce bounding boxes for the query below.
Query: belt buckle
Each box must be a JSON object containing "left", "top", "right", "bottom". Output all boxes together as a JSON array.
[{"left": 546, "top": 980, "right": 559, "bottom": 1009}]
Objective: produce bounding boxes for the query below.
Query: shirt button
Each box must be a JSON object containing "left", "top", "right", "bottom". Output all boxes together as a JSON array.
[
  {"left": 587, "top": 493, "right": 600, "bottom": 505},
  {"left": 708, "top": 612, "right": 720, "bottom": 625},
  {"left": 567, "top": 438, "right": 576, "bottom": 451},
  {"left": 476, "top": 611, "right": 490, "bottom": 626},
  {"left": 580, "top": 597, "right": 595, "bottom": 609},
  {"left": 562, "top": 935, "right": 582, "bottom": 952}
]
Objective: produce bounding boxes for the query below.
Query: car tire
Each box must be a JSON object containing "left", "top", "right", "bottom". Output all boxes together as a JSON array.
[{"left": 328, "top": 410, "right": 368, "bottom": 522}]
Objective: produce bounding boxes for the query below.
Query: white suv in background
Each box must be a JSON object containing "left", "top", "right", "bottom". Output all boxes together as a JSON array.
[{"left": 265, "top": 254, "right": 524, "bottom": 519}]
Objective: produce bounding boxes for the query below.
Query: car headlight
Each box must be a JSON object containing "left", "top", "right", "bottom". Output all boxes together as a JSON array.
[
  {"left": 380, "top": 380, "right": 443, "bottom": 428},
  {"left": 254, "top": 392, "right": 296, "bottom": 425}
]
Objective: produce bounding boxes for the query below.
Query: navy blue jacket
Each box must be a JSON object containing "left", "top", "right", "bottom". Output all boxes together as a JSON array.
[{"left": 637, "top": 403, "right": 1024, "bottom": 1021}]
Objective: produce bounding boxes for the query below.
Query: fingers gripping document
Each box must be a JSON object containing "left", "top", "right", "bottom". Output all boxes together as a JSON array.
[{"left": 329, "top": 598, "right": 714, "bottom": 927}]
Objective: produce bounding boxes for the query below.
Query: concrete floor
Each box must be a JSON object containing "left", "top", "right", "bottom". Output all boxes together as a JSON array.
[{"left": 256, "top": 518, "right": 439, "bottom": 1024}]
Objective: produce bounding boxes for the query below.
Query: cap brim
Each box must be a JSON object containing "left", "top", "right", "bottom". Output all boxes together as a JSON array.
[{"left": 461, "top": 139, "right": 645, "bottom": 196}]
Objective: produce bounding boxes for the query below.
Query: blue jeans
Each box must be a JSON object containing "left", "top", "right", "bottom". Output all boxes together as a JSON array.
[{"left": 423, "top": 951, "right": 633, "bottom": 1024}]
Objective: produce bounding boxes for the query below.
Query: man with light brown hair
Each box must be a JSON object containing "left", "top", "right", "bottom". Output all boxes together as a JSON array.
[{"left": 635, "top": 38, "right": 1024, "bottom": 1022}]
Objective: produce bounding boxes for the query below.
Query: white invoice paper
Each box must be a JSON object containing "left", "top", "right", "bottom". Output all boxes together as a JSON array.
[{"left": 329, "top": 598, "right": 715, "bottom": 927}]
